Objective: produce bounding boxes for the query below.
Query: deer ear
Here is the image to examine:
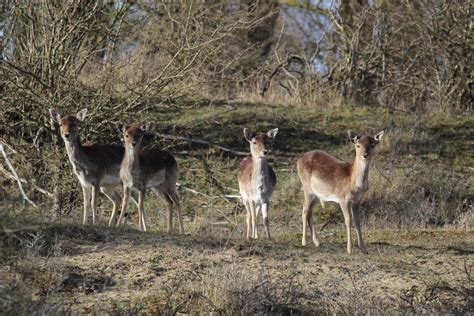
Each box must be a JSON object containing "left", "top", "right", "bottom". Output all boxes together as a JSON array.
[
  {"left": 140, "top": 124, "right": 151, "bottom": 133},
  {"left": 243, "top": 128, "right": 253, "bottom": 142},
  {"left": 115, "top": 122, "right": 125, "bottom": 134},
  {"left": 348, "top": 130, "right": 360, "bottom": 143},
  {"left": 374, "top": 131, "right": 384, "bottom": 143},
  {"left": 267, "top": 128, "right": 278, "bottom": 139},
  {"left": 49, "top": 108, "right": 62, "bottom": 123},
  {"left": 76, "top": 108, "right": 88, "bottom": 121}
]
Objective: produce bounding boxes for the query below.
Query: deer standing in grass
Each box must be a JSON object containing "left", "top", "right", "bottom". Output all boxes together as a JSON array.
[
  {"left": 116, "top": 124, "right": 185, "bottom": 233},
  {"left": 296, "top": 130, "right": 384, "bottom": 254},
  {"left": 238, "top": 128, "right": 278, "bottom": 239},
  {"left": 49, "top": 108, "right": 137, "bottom": 226}
]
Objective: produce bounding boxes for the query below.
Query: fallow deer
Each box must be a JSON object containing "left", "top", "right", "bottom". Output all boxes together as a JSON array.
[
  {"left": 49, "top": 108, "right": 136, "bottom": 226},
  {"left": 237, "top": 128, "right": 278, "bottom": 239},
  {"left": 116, "top": 124, "right": 185, "bottom": 233},
  {"left": 296, "top": 130, "right": 384, "bottom": 254}
]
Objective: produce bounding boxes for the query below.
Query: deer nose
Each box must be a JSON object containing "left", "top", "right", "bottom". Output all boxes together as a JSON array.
[
  {"left": 263, "top": 150, "right": 268, "bottom": 155},
  {"left": 132, "top": 142, "right": 137, "bottom": 147},
  {"left": 64, "top": 133, "right": 70, "bottom": 138},
  {"left": 363, "top": 153, "right": 369, "bottom": 158}
]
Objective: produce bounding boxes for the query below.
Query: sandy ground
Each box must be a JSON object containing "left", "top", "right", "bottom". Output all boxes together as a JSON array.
[{"left": 1, "top": 223, "right": 472, "bottom": 314}]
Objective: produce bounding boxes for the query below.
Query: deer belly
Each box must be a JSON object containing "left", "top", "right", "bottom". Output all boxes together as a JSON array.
[
  {"left": 101, "top": 174, "right": 120, "bottom": 186},
  {"left": 311, "top": 178, "right": 340, "bottom": 203},
  {"left": 146, "top": 170, "right": 166, "bottom": 188},
  {"left": 74, "top": 169, "right": 93, "bottom": 187},
  {"left": 317, "top": 193, "right": 340, "bottom": 203}
]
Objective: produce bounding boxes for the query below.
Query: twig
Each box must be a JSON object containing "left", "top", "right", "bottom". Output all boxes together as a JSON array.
[
  {"left": 176, "top": 183, "right": 241, "bottom": 201},
  {"left": 0, "top": 143, "right": 38, "bottom": 208},
  {"left": 176, "top": 183, "right": 212, "bottom": 198},
  {"left": 375, "top": 164, "right": 392, "bottom": 186},
  {"left": 156, "top": 133, "right": 248, "bottom": 156},
  {"left": 0, "top": 164, "right": 53, "bottom": 198}
]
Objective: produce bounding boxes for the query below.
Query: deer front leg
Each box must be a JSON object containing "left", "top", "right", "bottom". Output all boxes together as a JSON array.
[
  {"left": 261, "top": 202, "right": 270, "bottom": 239},
  {"left": 341, "top": 201, "right": 352, "bottom": 254},
  {"left": 81, "top": 186, "right": 91, "bottom": 225},
  {"left": 251, "top": 201, "right": 258, "bottom": 239},
  {"left": 243, "top": 198, "right": 251, "bottom": 239},
  {"left": 117, "top": 186, "right": 131, "bottom": 227},
  {"left": 351, "top": 202, "right": 367, "bottom": 254}
]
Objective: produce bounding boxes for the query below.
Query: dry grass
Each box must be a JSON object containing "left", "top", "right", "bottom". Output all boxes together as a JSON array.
[{"left": 1, "top": 101, "right": 472, "bottom": 314}]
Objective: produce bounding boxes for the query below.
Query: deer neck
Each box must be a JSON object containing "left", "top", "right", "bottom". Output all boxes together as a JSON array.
[
  {"left": 123, "top": 145, "right": 141, "bottom": 173},
  {"left": 350, "top": 155, "right": 370, "bottom": 192},
  {"left": 252, "top": 156, "right": 269, "bottom": 185},
  {"left": 64, "top": 136, "right": 89, "bottom": 172}
]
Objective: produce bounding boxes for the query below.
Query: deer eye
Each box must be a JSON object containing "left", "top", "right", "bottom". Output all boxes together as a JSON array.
[
  {"left": 252, "top": 141, "right": 257, "bottom": 144},
  {"left": 125, "top": 134, "right": 129, "bottom": 138},
  {"left": 356, "top": 145, "right": 360, "bottom": 148}
]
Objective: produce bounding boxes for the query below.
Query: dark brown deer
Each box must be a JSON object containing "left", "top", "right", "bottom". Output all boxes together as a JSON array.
[
  {"left": 116, "top": 124, "right": 185, "bottom": 233},
  {"left": 49, "top": 108, "right": 136, "bottom": 226}
]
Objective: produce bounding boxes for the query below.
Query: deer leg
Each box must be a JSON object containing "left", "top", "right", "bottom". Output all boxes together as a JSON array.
[
  {"left": 103, "top": 188, "right": 122, "bottom": 227},
  {"left": 351, "top": 202, "right": 367, "bottom": 254},
  {"left": 161, "top": 185, "right": 185, "bottom": 235},
  {"left": 243, "top": 198, "right": 251, "bottom": 240},
  {"left": 261, "top": 203, "right": 270, "bottom": 239},
  {"left": 100, "top": 188, "right": 119, "bottom": 227},
  {"left": 341, "top": 201, "right": 352, "bottom": 254},
  {"left": 138, "top": 189, "right": 147, "bottom": 232},
  {"left": 81, "top": 186, "right": 91, "bottom": 225},
  {"left": 91, "top": 186, "right": 100, "bottom": 225},
  {"left": 168, "top": 190, "right": 185, "bottom": 235},
  {"left": 302, "top": 192, "right": 316, "bottom": 246},
  {"left": 251, "top": 202, "right": 258, "bottom": 239},
  {"left": 117, "top": 186, "right": 131, "bottom": 227},
  {"left": 308, "top": 198, "right": 320, "bottom": 247}
]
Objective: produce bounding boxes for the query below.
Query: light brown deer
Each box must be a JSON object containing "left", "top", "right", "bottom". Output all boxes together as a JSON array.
[
  {"left": 237, "top": 128, "right": 278, "bottom": 239},
  {"left": 49, "top": 108, "right": 137, "bottom": 226},
  {"left": 296, "top": 130, "right": 384, "bottom": 254},
  {"left": 116, "top": 124, "right": 185, "bottom": 233}
]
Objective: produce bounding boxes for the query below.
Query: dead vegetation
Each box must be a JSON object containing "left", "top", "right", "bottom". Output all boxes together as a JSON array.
[{"left": 0, "top": 223, "right": 472, "bottom": 314}]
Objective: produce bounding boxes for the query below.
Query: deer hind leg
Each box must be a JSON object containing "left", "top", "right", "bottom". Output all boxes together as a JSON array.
[
  {"left": 166, "top": 188, "right": 185, "bottom": 235},
  {"left": 137, "top": 189, "right": 147, "bottom": 232},
  {"left": 81, "top": 186, "right": 92, "bottom": 225},
  {"left": 351, "top": 202, "right": 367, "bottom": 254},
  {"left": 308, "top": 198, "right": 321, "bottom": 247},
  {"left": 340, "top": 201, "right": 352, "bottom": 254},
  {"left": 101, "top": 187, "right": 120, "bottom": 227},
  {"left": 301, "top": 191, "right": 317, "bottom": 246}
]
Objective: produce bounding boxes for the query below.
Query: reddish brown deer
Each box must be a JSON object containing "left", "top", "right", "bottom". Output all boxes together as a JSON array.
[
  {"left": 116, "top": 124, "right": 185, "bottom": 233},
  {"left": 296, "top": 130, "right": 384, "bottom": 254},
  {"left": 237, "top": 128, "right": 278, "bottom": 239},
  {"left": 49, "top": 108, "right": 136, "bottom": 226}
]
